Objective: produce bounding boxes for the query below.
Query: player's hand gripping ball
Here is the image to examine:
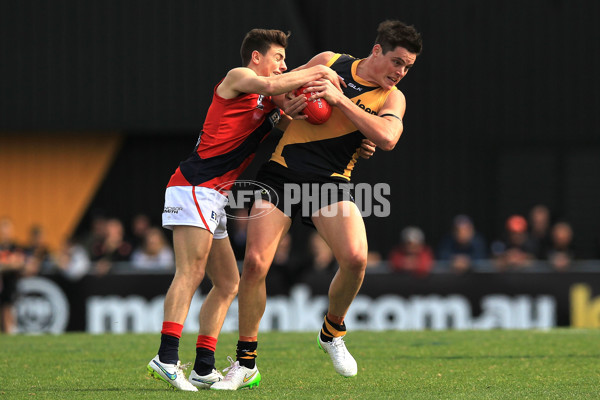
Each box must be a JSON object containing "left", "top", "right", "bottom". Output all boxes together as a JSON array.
[{"left": 294, "top": 87, "right": 332, "bottom": 125}]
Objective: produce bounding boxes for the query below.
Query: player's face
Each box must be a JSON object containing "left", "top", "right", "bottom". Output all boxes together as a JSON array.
[
  {"left": 260, "top": 45, "right": 287, "bottom": 77},
  {"left": 373, "top": 45, "right": 417, "bottom": 90}
]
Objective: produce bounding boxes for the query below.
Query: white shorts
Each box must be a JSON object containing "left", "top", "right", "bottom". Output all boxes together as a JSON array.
[{"left": 162, "top": 186, "right": 229, "bottom": 239}]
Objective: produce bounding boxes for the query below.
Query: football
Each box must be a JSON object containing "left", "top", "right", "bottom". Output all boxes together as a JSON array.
[{"left": 294, "top": 87, "right": 332, "bottom": 125}]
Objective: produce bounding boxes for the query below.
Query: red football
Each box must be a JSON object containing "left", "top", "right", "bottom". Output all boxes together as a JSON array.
[{"left": 294, "top": 87, "right": 332, "bottom": 125}]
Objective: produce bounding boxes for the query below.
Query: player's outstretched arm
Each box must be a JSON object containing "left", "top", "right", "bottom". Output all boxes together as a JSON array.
[
  {"left": 217, "top": 64, "right": 341, "bottom": 100},
  {"left": 294, "top": 52, "right": 346, "bottom": 90}
]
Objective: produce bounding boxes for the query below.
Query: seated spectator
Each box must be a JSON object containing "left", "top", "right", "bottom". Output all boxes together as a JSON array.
[
  {"left": 90, "top": 218, "right": 133, "bottom": 275},
  {"left": 388, "top": 226, "right": 434, "bottom": 277},
  {"left": 130, "top": 213, "right": 152, "bottom": 249},
  {"left": 491, "top": 215, "right": 536, "bottom": 270},
  {"left": 546, "top": 221, "right": 575, "bottom": 271},
  {"left": 82, "top": 211, "right": 108, "bottom": 256},
  {"left": 131, "top": 227, "right": 175, "bottom": 271},
  {"left": 23, "top": 224, "right": 51, "bottom": 276},
  {"left": 528, "top": 204, "right": 552, "bottom": 259},
  {"left": 0, "top": 217, "right": 26, "bottom": 334},
  {"left": 437, "top": 215, "right": 487, "bottom": 273},
  {"left": 52, "top": 237, "right": 92, "bottom": 281}
]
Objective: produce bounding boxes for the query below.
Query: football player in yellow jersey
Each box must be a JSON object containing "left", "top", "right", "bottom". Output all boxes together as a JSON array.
[{"left": 211, "top": 20, "right": 422, "bottom": 390}]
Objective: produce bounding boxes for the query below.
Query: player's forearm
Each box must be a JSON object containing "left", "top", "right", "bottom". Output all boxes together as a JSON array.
[
  {"left": 261, "top": 65, "right": 329, "bottom": 96},
  {"left": 335, "top": 96, "right": 403, "bottom": 151}
]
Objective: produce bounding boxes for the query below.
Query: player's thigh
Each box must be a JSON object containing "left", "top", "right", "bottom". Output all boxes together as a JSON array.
[
  {"left": 311, "top": 201, "right": 368, "bottom": 265},
  {"left": 244, "top": 200, "right": 292, "bottom": 269},
  {"left": 206, "top": 236, "right": 239, "bottom": 290},
  {"left": 172, "top": 225, "right": 214, "bottom": 274}
]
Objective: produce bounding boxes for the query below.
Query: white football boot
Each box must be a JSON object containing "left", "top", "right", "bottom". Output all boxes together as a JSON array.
[
  {"left": 146, "top": 355, "right": 198, "bottom": 391},
  {"left": 210, "top": 356, "right": 261, "bottom": 390},
  {"left": 318, "top": 333, "right": 358, "bottom": 377},
  {"left": 188, "top": 368, "right": 224, "bottom": 389}
]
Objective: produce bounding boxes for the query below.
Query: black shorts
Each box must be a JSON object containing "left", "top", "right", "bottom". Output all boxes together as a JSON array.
[{"left": 255, "top": 161, "right": 355, "bottom": 227}]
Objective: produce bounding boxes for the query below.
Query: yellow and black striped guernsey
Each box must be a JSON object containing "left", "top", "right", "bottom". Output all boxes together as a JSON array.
[{"left": 270, "top": 53, "right": 397, "bottom": 181}]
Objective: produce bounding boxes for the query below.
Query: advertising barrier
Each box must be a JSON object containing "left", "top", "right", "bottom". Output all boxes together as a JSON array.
[{"left": 14, "top": 270, "right": 600, "bottom": 334}]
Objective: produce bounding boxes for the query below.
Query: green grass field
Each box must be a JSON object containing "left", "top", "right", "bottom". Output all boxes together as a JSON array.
[{"left": 1, "top": 330, "right": 598, "bottom": 399}]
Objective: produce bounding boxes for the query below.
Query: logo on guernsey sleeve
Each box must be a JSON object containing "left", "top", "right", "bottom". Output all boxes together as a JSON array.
[
  {"left": 256, "top": 95, "right": 264, "bottom": 110},
  {"left": 348, "top": 82, "right": 363, "bottom": 92}
]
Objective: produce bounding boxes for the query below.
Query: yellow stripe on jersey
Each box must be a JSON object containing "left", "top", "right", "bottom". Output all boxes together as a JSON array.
[
  {"left": 325, "top": 53, "right": 342, "bottom": 68},
  {"left": 332, "top": 148, "right": 360, "bottom": 180}
]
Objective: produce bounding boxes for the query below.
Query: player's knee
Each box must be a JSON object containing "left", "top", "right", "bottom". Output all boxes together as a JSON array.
[
  {"left": 219, "top": 273, "right": 239, "bottom": 299},
  {"left": 170, "top": 269, "right": 205, "bottom": 295},
  {"left": 242, "top": 250, "right": 271, "bottom": 281},
  {"left": 337, "top": 248, "right": 368, "bottom": 276},
  {"left": 177, "top": 256, "right": 209, "bottom": 284},
  {"left": 185, "top": 268, "right": 206, "bottom": 286}
]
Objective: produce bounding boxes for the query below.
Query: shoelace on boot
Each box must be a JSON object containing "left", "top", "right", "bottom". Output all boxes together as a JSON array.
[{"left": 221, "top": 356, "right": 241, "bottom": 381}]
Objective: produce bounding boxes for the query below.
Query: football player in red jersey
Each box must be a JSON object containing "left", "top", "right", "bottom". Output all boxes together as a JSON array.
[{"left": 147, "top": 29, "right": 344, "bottom": 391}]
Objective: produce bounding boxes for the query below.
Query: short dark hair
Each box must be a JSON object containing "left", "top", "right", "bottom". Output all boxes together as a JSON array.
[
  {"left": 240, "top": 29, "right": 290, "bottom": 66},
  {"left": 375, "top": 20, "right": 422, "bottom": 55}
]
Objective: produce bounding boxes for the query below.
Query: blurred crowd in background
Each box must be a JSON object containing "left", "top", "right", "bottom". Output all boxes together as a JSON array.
[{"left": 0, "top": 203, "right": 598, "bottom": 333}]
